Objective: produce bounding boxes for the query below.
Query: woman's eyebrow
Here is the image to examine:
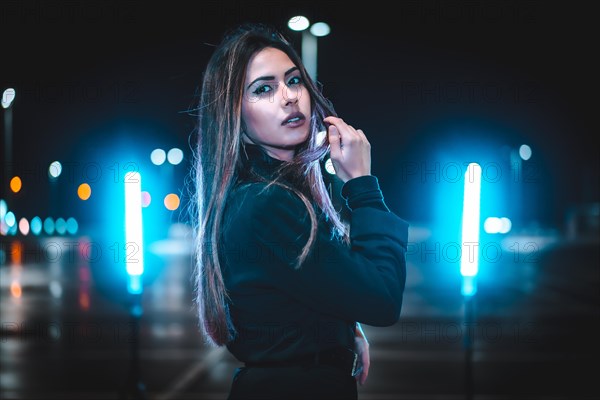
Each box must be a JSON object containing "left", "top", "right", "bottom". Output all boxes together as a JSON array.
[{"left": 247, "top": 66, "right": 299, "bottom": 89}]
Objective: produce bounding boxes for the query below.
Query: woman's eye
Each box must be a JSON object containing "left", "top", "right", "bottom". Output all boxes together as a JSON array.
[
  {"left": 288, "top": 76, "right": 302, "bottom": 86},
  {"left": 251, "top": 77, "right": 301, "bottom": 96},
  {"left": 253, "top": 85, "right": 272, "bottom": 95}
]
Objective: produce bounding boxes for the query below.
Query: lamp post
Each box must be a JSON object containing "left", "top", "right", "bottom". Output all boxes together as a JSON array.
[
  {"left": 287, "top": 17, "right": 330, "bottom": 82},
  {"left": 121, "top": 171, "right": 147, "bottom": 400},
  {"left": 2, "top": 88, "right": 16, "bottom": 204},
  {"left": 510, "top": 144, "right": 532, "bottom": 231},
  {"left": 461, "top": 162, "right": 482, "bottom": 400}
]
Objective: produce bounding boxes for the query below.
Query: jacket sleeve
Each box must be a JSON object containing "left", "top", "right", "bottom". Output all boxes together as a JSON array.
[{"left": 242, "top": 175, "right": 409, "bottom": 327}]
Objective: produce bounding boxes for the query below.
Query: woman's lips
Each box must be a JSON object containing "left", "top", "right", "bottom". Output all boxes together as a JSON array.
[
  {"left": 282, "top": 112, "right": 306, "bottom": 126},
  {"left": 282, "top": 117, "right": 305, "bottom": 128}
]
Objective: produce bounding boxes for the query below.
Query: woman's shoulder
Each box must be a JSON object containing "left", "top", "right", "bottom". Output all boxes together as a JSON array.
[{"left": 223, "top": 182, "right": 310, "bottom": 237}]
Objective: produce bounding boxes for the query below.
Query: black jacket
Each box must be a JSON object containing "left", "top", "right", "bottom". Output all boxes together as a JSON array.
[{"left": 220, "top": 143, "right": 409, "bottom": 363}]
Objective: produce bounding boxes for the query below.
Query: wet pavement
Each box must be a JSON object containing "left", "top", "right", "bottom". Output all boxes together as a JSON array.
[{"left": 1, "top": 224, "right": 599, "bottom": 400}]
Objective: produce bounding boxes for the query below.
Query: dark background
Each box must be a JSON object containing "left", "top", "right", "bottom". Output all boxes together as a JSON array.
[
  {"left": 1, "top": 0, "right": 598, "bottom": 230},
  {"left": 1, "top": 2, "right": 599, "bottom": 399}
]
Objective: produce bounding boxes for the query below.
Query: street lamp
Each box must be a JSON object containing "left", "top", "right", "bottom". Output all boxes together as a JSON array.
[
  {"left": 287, "top": 17, "right": 330, "bottom": 82},
  {"left": 121, "top": 170, "right": 147, "bottom": 400},
  {"left": 510, "top": 143, "right": 532, "bottom": 230},
  {"left": 1, "top": 88, "right": 15, "bottom": 108},
  {"left": 460, "top": 162, "right": 482, "bottom": 400},
  {"left": 2, "top": 88, "right": 16, "bottom": 203}
]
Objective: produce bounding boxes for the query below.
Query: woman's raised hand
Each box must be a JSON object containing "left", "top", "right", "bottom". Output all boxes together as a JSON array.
[{"left": 324, "top": 116, "right": 371, "bottom": 183}]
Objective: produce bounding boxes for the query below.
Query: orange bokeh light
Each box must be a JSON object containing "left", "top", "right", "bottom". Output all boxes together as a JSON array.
[
  {"left": 10, "top": 176, "right": 22, "bottom": 193},
  {"left": 164, "top": 193, "right": 180, "bottom": 211},
  {"left": 11, "top": 281, "right": 22, "bottom": 298},
  {"left": 78, "top": 183, "right": 92, "bottom": 200}
]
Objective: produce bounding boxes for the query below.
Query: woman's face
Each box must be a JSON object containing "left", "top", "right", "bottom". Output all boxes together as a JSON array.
[{"left": 241, "top": 47, "right": 311, "bottom": 161}]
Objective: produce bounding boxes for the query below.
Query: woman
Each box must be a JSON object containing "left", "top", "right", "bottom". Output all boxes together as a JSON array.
[{"left": 191, "top": 23, "right": 409, "bottom": 399}]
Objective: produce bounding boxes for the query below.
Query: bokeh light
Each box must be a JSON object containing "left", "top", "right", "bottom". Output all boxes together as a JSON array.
[
  {"left": 78, "top": 183, "right": 92, "bottom": 200},
  {"left": 10, "top": 176, "right": 22, "bottom": 193},
  {"left": 49, "top": 161, "right": 62, "bottom": 178},
  {"left": 10, "top": 241, "right": 22, "bottom": 263},
  {"left": 8, "top": 223, "right": 17, "bottom": 235},
  {"left": 66, "top": 217, "right": 78, "bottom": 235},
  {"left": 55, "top": 218, "right": 67, "bottom": 235},
  {"left": 30, "top": 216, "right": 42, "bottom": 235},
  {"left": 484, "top": 216, "right": 513, "bottom": 234},
  {"left": 5, "top": 211, "right": 16, "bottom": 227},
  {"left": 142, "top": 191, "right": 152, "bottom": 207},
  {"left": 324, "top": 158, "right": 336, "bottom": 175},
  {"left": 499, "top": 217, "right": 512, "bottom": 234},
  {"left": 288, "top": 16, "right": 310, "bottom": 31},
  {"left": 519, "top": 144, "right": 532, "bottom": 161},
  {"left": 43, "top": 217, "right": 55, "bottom": 235},
  {"left": 18, "top": 218, "right": 29, "bottom": 235},
  {"left": 484, "top": 217, "right": 502, "bottom": 234},
  {"left": 310, "top": 22, "right": 331, "bottom": 37},
  {"left": 49, "top": 281, "right": 63, "bottom": 298},
  {"left": 167, "top": 148, "right": 184, "bottom": 165},
  {"left": 151, "top": 148, "right": 166, "bottom": 165},
  {"left": 11, "top": 281, "right": 22, "bottom": 298},
  {"left": 164, "top": 193, "right": 180, "bottom": 211},
  {"left": 2, "top": 88, "right": 16, "bottom": 108},
  {"left": 0, "top": 199, "right": 7, "bottom": 218}
]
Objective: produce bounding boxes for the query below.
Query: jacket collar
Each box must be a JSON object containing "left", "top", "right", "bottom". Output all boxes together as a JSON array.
[
  {"left": 239, "top": 142, "right": 316, "bottom": 204},
  {"left": 240, "top": 142, "right": 286, "bottom": 180}
]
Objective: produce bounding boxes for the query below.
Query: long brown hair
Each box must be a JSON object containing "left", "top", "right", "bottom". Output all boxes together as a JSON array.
[{"left": 191, "top": 23, "right": 350, "bottom": 347}]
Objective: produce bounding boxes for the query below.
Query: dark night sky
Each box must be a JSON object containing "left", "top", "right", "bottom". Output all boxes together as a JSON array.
[{"left": 1, "top": 0, "right": 598, "bottom": 229}]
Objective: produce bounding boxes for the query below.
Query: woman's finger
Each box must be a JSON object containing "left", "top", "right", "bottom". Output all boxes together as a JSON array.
[
  {"left": 328, "top": 124, "right": 342, "bottom": 156},
  {"left": 325, "top": 117, "right": 360, "bottom": 149}
]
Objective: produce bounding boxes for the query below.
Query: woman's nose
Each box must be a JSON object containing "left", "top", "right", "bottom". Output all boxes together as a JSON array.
[{"left": 280, "top": 85, "right": 300, "bottom": 106}]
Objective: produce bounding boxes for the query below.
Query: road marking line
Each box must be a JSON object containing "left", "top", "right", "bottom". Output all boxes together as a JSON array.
[{"left": 155, "top": 346, "right": 227, "bottom": 400}]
